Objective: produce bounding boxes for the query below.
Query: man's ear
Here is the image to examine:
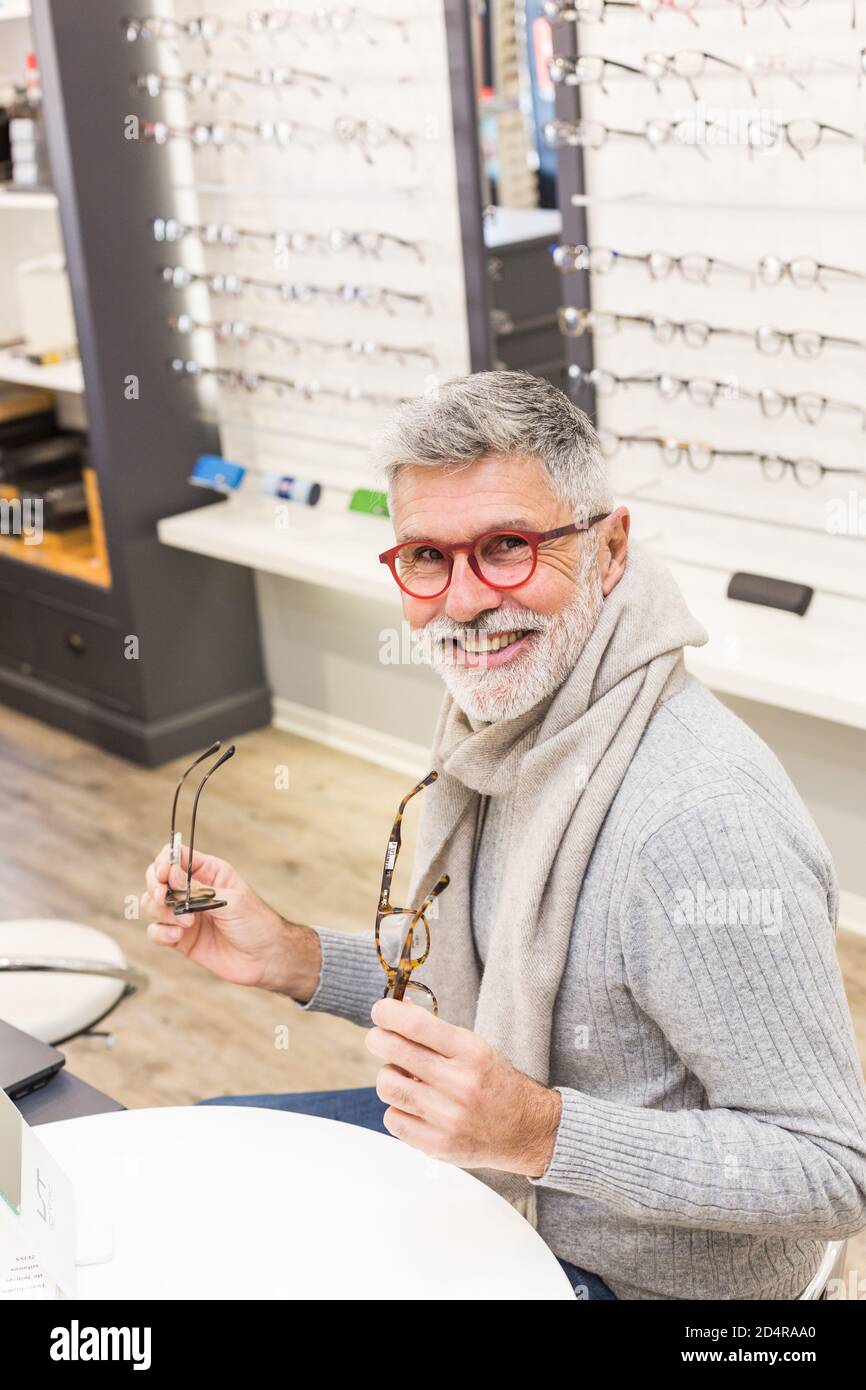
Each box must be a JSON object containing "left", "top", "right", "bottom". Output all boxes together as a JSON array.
[{"left": 597, "top": 507, "right": 630, "bottom": 597}]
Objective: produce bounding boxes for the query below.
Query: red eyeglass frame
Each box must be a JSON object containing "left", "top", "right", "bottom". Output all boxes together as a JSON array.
[{"left": 378, "top": 516, "right": 609, "bottom": 600}]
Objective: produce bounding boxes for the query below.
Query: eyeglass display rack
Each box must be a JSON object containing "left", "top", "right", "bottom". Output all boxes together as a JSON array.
[
  {"left": 131, "top": 0, "right": 499, "bottom": 623},
  {"left": 0, "top": 0, "right": 496, "bottom": 763},
  {"left": 0, "top": 0, "right": 271, "bottom": 763},
  {"left": 550, "top": 0, "right": 866, "bottom": 732}
]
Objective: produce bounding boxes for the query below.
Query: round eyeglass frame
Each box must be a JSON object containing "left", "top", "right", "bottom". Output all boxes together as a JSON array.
[{"left": 378, "top": 519, "right": 609, "bottom": 600}]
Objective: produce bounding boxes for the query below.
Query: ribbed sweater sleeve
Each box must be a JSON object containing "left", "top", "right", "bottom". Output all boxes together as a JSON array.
[
  {"left": 531, "top": 794, "right": 866, "bottom": 1239},
  {"left": 299, "top": 926, "right": 384, "bottom": 1027}
]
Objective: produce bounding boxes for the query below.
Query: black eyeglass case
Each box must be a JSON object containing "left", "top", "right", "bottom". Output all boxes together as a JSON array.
[{"left": 727, "top": 571, "right": 814, "bottom": 617}]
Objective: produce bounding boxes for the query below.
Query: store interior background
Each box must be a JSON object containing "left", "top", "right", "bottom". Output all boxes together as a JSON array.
[{"left": 0, "top": 0, "right": 865, "bottom": 1283}]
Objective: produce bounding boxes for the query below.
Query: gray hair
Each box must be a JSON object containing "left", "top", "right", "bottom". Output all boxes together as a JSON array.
[{"left": 374, "top": 370, "right": 612, "bottom": 517}]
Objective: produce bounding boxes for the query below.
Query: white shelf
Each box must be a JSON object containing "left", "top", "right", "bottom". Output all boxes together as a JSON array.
[
  {"left": 484, "top": 207, "right": 562, "bottom": 249},
  {"left": 0, "top": 351, "right": 83, "bottom": 394},
  {"left": 0, "top": 186, "right": 57, "bottom": 211},
  {"left": 656, "top": 555, "right": 866, "bottom": 733},
  {"left": 158, "top": 495, "right": 398, "bottom": 605},
  {"left": 158, "top": 496, "right": 866, "bottom": 733}
]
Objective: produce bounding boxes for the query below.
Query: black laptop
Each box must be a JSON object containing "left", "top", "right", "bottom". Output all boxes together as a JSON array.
[{"left": 0, "top": 1017, "right": 65, "bottom": 1100}]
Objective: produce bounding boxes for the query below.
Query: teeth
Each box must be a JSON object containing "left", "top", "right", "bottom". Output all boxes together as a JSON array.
[{"left": 459, "top": 629, "right": 526, "bottom": 654}]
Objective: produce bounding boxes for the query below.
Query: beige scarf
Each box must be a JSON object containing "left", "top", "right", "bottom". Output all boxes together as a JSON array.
[{"left": 406, "top": 544, "right": 708, "bottom": 1221}]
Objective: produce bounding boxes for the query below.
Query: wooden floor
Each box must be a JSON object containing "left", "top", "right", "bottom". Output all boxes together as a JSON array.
[{"left": 2, "top": 700, "right": 865, "bottom": 1296}]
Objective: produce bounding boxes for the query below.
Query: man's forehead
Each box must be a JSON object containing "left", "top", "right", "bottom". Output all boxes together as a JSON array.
[{"left": 391, "top": 454, "right": 556, "bottom": 530}]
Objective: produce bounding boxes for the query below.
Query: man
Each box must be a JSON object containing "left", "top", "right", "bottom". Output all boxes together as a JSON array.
[{"left": 143, "top": 371, "right": 866, "bottom": 1300}]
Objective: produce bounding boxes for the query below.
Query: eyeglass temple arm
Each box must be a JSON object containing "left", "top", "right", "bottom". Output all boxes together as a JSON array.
[
  {"left": 379, "top": 771, "right": 438, "bottom": 909},
  {"left": 170, "top": 740, "right": 221, "bottom": 864},
  {"left": 410, "top": 873, "right": 450, "bottom": 925},
  {"left": 184, "top": 744, "right": 236, "bottom": 898},
  {"left": 546, "top": 516, "right": 609, "bottom": 542}
]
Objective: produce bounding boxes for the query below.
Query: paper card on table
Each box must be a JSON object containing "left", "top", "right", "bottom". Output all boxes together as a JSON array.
[
  {"left": 0, "top": 1087, "right": 76, "bottom": 1298},
  {"left": 0, "top": 1249, "right": 53, "bottom": 1299},
  {"left": 0, "top": 1084, "right": 22, "bottom": 1213}
]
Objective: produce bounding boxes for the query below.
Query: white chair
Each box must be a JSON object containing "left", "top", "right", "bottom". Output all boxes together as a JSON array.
[
  {"left": 0, "top": 919, "right": 146, "bottom": 1045},
  {"left": 799, "top": 1240, "right": 847, "bottom": 1299}
]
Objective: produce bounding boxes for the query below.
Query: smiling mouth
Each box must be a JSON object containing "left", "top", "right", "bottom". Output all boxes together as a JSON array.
[
  {"left": 456, "top": 628, "right": 528, "bottom": 653},
  {"left": 447, "top": 628, "right": 534, "bottom": 667}
]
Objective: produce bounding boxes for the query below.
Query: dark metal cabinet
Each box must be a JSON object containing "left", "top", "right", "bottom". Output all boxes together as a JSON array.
[
  {"left": 484, "top": 208, "right": 568, "bottom": 391},
  {"left": 0, "top": 0, "right": 271, "bottom": 764}
]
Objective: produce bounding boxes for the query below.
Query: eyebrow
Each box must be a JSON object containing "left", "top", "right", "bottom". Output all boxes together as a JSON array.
[{"left": 395, "top": 518, "right": 539, "bottom": 544}]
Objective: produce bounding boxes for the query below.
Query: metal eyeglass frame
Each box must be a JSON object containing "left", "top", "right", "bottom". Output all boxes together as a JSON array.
[{"left": 167, "top": 741, "right": 236, "bottom": 915}]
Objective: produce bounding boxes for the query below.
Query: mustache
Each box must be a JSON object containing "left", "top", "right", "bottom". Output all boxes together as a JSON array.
[{"left": 422, "top": 610, "right": 551, "bottom": 642}]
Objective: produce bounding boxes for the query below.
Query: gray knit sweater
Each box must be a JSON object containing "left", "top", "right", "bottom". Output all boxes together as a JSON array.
[{"left": 303, "top": 676, "right": 866, "bottom": 1299}]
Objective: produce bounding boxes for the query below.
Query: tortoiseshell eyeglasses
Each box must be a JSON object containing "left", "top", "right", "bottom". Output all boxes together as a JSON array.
[{"left": 375, "top": 772, "right": 449, "bottom": 1015}]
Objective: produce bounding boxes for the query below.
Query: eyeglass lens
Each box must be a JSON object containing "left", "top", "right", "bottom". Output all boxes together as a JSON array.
[{"left": 395, "top": 533, "right": 536, "bottom": 597}]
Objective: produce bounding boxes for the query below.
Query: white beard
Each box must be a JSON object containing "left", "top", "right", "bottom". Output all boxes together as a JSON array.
[{"left": 421, "top": 548, "right": 604, "bottom": 723}]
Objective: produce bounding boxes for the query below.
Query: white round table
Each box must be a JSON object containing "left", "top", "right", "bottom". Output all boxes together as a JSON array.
[{"left": 37, "top": 1106, "right": 575, "bottom": 1300}]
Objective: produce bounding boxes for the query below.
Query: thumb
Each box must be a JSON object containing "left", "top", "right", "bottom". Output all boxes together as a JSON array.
[{"left": 168, "top": 863, "right": 188, "bottom": 890}]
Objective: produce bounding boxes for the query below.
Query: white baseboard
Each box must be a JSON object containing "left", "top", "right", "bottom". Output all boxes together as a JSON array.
[
  {"left": 840, "top": 891, "right": 866, "bottom": 940},
  {"left": 271, "top": 697, "right": 430, "bottom": 777}
]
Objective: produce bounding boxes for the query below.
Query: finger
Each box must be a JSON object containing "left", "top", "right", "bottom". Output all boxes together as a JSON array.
[
  {"left": 154, "top": 842, "right": 216, "bottom": 886},
  {"left": 375, "top": 1064, "right": 432, "bottom": 1120},
  {"left": 174, "top": 843, "right": 225, "bottom": 884},
  {"left": 152, "top": 889, "right": 196, "bottom": 929},
  {"left": 153, "top": 842, "right": 174, "bottom": 883},
  {"left": 145, "top": 860, "right": 168, "bottom": 902},
  {"left": 365, "top": 1026, "right": 446, "bottom": 1086},
  {"left": 381, "top": 1106, "right": 441, "bottom": 1154},
  {"left": 370, "top": 997, "right": 464, "bottom": 1057},
  {"left": 140, "top": 889, "right": 167, "bottom": 923},
  {"left": 167, "top": 863, "right": 188, "bottom": 891},
  {"left": 146, "top": 921, "right": 185, "bottom": 946}
]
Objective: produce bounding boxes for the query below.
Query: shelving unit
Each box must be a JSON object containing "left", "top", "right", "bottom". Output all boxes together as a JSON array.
[
  {"left": 549, "top": 1, "right": 866, "bottom": 730},
  {"left": 148, "top": 1, "right": 492, "bottom": 623},
  {"left": 0, "top": 0, "right": 270, "bottom": 763},
  {"left": 0, "top": 186, "right": 55, "bottom": 208},
  {"left": 0, "top": 3, "right": 31, "bottom": 22},
  {"left": 159, "top": 498, "right": 395, "bottom": 603},
  {"left": 0, "top": 350, "right": 83, "bottom": 393}
]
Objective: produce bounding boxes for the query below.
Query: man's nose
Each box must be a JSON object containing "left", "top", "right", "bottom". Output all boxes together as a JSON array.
[{"left": 444, "top": 552, "right": 501, "bottom": 624}]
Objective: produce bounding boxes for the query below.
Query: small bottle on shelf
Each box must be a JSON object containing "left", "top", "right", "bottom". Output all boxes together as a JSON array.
[{"left": 9, "top": 54, "right": 52, "bottom": 191}]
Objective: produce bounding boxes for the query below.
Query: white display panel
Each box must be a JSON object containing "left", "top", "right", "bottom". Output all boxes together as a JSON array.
[
  {"left": 553, "top": 0, "right": 866, "bottom": 606},
  {"left": 131, "top": 0, "right": 472, "bottom": 495}
]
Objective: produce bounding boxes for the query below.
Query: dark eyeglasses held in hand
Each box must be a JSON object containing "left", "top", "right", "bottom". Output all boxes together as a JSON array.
[
  {"left": 378, "top": 518, "right": 608, "bottom": 600},
  {"left": 167, "top": 741, "right": 236, "bottom": 915},
  {"left": 375, "top": 773, "right": 449, "bottom": 1015}
]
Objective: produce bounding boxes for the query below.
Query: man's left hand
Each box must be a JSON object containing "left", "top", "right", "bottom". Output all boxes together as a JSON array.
[{"left": 366, "top": 997, "right": 562, "bottom": 1177}]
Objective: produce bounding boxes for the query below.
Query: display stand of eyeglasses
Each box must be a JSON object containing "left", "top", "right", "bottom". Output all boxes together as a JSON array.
[
  {"left": 547, "top": 0, "right": 866, "bottom": 727},
  {"left": 119, "top": 0, "right": 489, "bottom": 509}
]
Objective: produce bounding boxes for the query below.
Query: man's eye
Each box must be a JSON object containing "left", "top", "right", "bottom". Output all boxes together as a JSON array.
[
  {"left": 413, "top": 547, "right": 444, "bottom": 564},
  {"left": 486, "top": 534, "right": 529, "bottom": 556}
]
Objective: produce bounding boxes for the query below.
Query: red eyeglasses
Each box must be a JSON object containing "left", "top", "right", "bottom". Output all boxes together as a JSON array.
[{"left": 378, "top": 516, "right": 609, "bottom": 600}]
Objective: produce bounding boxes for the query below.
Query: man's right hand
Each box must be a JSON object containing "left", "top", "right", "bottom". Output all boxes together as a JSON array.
[{"left": 141, "top": 844, "right": 321, "bottom": 1002}]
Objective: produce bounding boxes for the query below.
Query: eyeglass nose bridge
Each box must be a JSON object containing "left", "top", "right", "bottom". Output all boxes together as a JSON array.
[{"left": 452, "top": 540, "right": 497, "bottom": 594}]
